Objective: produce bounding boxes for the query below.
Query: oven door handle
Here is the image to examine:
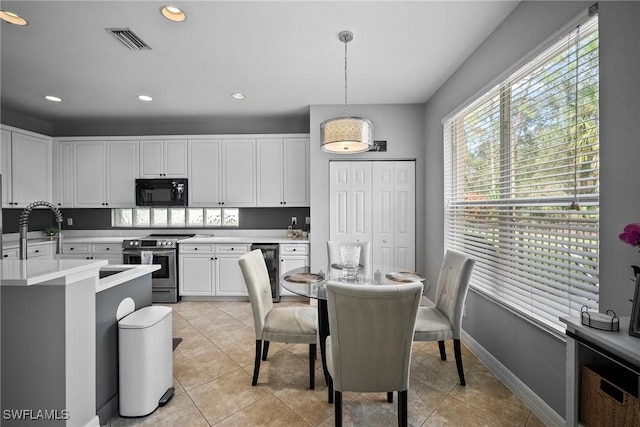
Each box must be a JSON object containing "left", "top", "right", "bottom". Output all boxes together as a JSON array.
[{"left": 123, "top": 250, "right": 175, "bottom": 257}]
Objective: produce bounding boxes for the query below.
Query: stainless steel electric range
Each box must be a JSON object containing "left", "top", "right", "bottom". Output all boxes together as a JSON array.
[{"left": 122, "top": 234, "right": 195, "bottom": 303}]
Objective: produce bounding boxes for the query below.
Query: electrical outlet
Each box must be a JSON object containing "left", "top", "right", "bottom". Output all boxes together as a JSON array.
[
  {"left": 291, "top": 216, "right": 297, "bottom": 225},
  {"left": 67, "top": 217, "right": 73, "bottom": 226},
  {"left": 305, "top": 217, "right": 310, "bottom": 224}
]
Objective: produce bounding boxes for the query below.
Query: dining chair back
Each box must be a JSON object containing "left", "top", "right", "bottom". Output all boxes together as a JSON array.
[
  {"left": 413, "top": 249, "right": 475, "bottom": 386},
  {"left": 238, "top": 249, "right": 318, "bottom": 388},
  {"left": 325, "top": 280, "right": 423, "bottom": 426},
  {"left": 327, "top": 240, "right": 371, "bottom": 278}
]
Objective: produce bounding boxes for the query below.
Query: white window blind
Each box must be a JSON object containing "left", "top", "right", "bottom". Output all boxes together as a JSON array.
[{"left": 444, "top": 15, "right": 599, "bottom": 334}]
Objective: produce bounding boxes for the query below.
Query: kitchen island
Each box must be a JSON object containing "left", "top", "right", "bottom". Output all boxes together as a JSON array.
[{"left": 1, "top": 259, "right": 159, "bottom": 427}]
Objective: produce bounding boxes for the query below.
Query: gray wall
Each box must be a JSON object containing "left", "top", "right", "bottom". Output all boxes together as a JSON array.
[
  {"left": 423, "top": 1, "right": 640, "bottom": 418},
  {"left": 309, "top": 103, "right": 426, "bottom": 274}
]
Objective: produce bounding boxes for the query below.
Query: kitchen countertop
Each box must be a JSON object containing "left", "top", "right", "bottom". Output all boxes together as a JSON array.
[
  {"left": 0, "top": 258, "right": 108, "bottom": 286},
  {"left": 181, "top": 236, "right": 309, "bottom": 244},
  {"left": 97, "top": 264, "right": 160, "bottom": 293}
]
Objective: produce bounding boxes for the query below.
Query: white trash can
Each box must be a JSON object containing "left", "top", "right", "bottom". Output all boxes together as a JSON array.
[{"left": 118, "top": 306, "right": 174, "bottom": 417}]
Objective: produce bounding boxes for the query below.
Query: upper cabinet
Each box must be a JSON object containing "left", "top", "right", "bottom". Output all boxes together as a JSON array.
[
  {"left": 188, "top": 138, "right": 256, "bottom": 207},
  {"left": 55, "top": 139, "right": 138, "bottom": 208},
  {"left": 140, "top": 139, "right": 187, "bottom": 178},
  {"left": 1, "top": 126, "right": 52, "bottom": 208},
  {"left": 256, "top": 137, "right": 309, "bottom": 207}
]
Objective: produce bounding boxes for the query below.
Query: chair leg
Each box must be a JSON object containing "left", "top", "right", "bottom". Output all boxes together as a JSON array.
[
  {"left": 252, "top": 339, "right": 262, "bottom": 386},
  {"left": 398, "top": 390, "right": 408, "bottom": 427},
  {"left": 328, "top": 374, "right": 334, "bottom": 404},
  {"left": 334, "top": 391, "right": 343, "bottom": 427},
  {"left": 453, "top": 339, "right": 466, "bottom": 386},
  {"left": 387, "top": 392, "right": 393, "bottom": 403},
  {"left": 309, "top": 343, "right": 316, "bottom": 389},
  {"left": 261, "top": 340, "right": 270, "bottom": 361},
  {"left": 438, "top": 340, "right": 447, "bottom": 360}
]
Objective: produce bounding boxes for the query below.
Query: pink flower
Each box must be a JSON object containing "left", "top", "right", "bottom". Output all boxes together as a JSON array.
[{"left": 619, "top": 223, "right": 640, "bottom": 247}]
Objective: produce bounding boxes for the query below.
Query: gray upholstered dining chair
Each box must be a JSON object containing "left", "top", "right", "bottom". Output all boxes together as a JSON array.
[
  {"left": 325, "top": 280, "right": 423, "bottom": 427},
  {"left": 413, "top": 249, "right": 475, "bottom": 386},
  {"left": 238, "top": 249, "right": 318, "bottom": 389},
  {"left": 327, "top": 240, "right": 371, "bottom": 278}
]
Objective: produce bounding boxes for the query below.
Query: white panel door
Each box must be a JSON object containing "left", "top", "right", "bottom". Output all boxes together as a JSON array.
[
  {"left": 372, "top": 162, "right": 394, "bottom": 269},
  {"left": 330, "top": 162, "right": 352, "bottom": 241},
  {"left": 256, "top": 138, "right": 283, "bottom": 206},
  {"left": 11, "top": 132, "right": 51, "bottom": 207},
  {"left": 282, "top": 138, "right": 309, "bottom": 206},
  {"left": 188, "top": 139, "right": 222, "bottom": 206},
  {"left": 164, "top": 139, "right": 187, "bottom": 177},
  {"left": 179, "top": 255, "right": 214, "bottom": 295},
  {"left": 139, "top": 140, "right": 164, "bottom": 177},
  {"left": 1, "top": 130, "right": 12, "bottom": 206},
  {"left": 107, "top": 140, "right": 138, "bottom": 207},
  {"left": 56, "top": 141, "right": 74, "bottom": 207},
  {"left": 74, "top": 141, "right": 106, "bottom": 207},
  {"left": 222, "top": 139, "right": 256, "bottom": 207},
  {"left": 393, "top": 162, "right": 416, "bottom": 270},
  {"left": 349, "top": 162, "right": 372, "bottom": 243},
  {"left": 216, "top": 254, "right": 248, "bottom": 296}
]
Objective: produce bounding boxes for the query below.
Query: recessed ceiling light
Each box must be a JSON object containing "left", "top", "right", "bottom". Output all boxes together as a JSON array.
[
  {"left": 231, "top": 93, "right": 246, "bottom": 100},
  {"left": 45, "top": 95, "right": 62, "bottom": 102},
  {"left": 138, "top": 95, "right": 153, "bottom": 102},
  {"left": 0, "top": 10, "right": 28, "bottom": 26},
  {"left": 160, "top": 6, "right": 186, "bottom": 22}
]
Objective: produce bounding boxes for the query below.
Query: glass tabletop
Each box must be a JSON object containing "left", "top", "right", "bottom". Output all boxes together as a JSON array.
[{"left": 280, "top": 265, "right": 429, "bottom": 300}]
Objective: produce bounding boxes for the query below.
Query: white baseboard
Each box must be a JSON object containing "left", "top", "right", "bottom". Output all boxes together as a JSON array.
[{"left": 461, "top": 330, "right": 566, "bottom": 427}]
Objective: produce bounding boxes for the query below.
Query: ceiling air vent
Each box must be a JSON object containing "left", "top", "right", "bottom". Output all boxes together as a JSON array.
[{"left": 105, "top": 28, "right": 151, "bottom": 50}]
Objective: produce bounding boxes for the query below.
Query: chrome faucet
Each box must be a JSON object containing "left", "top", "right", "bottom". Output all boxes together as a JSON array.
[{"left": 19, "top": 201, "right": 64, "bottom": 260}]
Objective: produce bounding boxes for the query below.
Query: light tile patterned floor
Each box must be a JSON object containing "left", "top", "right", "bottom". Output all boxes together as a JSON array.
[{"left": 106, "top": 301, "right": 546, "bottom": 427}]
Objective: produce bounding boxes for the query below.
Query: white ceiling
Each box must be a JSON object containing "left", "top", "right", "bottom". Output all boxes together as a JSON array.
[{"left": 0, "top": 1, "right": 519, "bottom": 128}]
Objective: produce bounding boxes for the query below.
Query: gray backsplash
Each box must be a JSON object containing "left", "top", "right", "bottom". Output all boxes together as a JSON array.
[{"left": 2, "top": 207, "right": 310, "bottom": 234}]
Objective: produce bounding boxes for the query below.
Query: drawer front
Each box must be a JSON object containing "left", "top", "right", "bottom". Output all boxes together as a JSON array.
[
  {"left": 63, "top": 243, "right": 91, "bottom": 253},
  {"left": 216, "top": 244, "right": 250, "bottom": 254},
  {"left": 180, "top": 244, "right": 214, "bottom": 253},
  {"left": 280, "top": 244, "right": 309, "bottom": 255},
  {"left": 92, "top": 243, "right": 123, "bottom": 253},
  {"left": 28, "top": 244, "right": 52, "bottom": 257},
  {"left": 2, "top": 248, "right": 19, "bottom": 260}
]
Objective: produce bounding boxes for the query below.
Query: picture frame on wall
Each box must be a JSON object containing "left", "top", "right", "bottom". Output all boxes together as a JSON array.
[{"left": 628, "top": 266, "right": 640, "bottom": 338}]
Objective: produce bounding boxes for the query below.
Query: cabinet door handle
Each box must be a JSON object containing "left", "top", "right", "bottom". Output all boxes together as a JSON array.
[
  {"left": 106, "top": 248, "right": 110, "bottom": 251},
  {"left": 3, "top": 254, "right": 8, "bottom": 258},
  {"left": 35, "top": 250, "right": 40, "bottom": 253},
  {"left": 70, "top": 247, "right": 74, "bottom": 251},
  {"left": 194, "top": 247, "right": 198, "bottom": 250}
]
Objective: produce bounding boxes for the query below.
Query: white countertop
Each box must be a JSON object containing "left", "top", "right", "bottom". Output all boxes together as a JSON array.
[
  {"left": 181, "top": 236, "right": 309, "bottom": 244},
  {"left": 97, "top": 264, "right": 160, "bottom": 293},
  {"left": 1, "top": 259, "right": 107, "bottom": 286}
]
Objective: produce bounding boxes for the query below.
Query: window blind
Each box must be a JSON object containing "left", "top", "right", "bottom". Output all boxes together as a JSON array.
[{"left": 444, "top": 15, "right": 599, "bottom": 333}]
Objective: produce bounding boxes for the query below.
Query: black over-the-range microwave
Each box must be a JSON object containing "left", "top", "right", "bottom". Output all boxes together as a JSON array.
[{"left": 135, "top": 178, "right": 188, "bottom": 207}]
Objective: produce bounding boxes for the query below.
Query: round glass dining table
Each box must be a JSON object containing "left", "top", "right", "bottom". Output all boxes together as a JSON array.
[{"left": 280, "top": 265, "right": 428, "bottom": 392}]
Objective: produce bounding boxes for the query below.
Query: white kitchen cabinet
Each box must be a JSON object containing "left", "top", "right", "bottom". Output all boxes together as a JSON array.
[
  {"left": 91, "top": 243, "right": 124, "bottom": 264},
  {"left": 2, "top": 247, "right": 18, "bottom": 260},
  {"left": 330, "top": 161, "right": 416, "bottom": 271},
  {"left": 188, "top": 139, "right": 255, "bottom": 207},
  {"left": 140, "top": 139, "right": 187, "bottom": 178},
  {"left": 256, "top": 137, "right": 309, "bottom": 207},
  {"left": 279, "top": 243, "right": 309, "bottom": 296},
  {"left": 60, "top": 243, "right": 92, "bottom": 260},
  {"left": 2, "top": 242, "right": 55, "bottom": 260},
  {"left": 215, "top": 244, "right": 250, "bottom": 296},
  {"left": 179, "top": 244, "right": 215, "bottom": 296},
  {"left": 55, "top": 139, "right": 138, "bottom": 208},
  {"left": 179, "top": 243, "right": 249, "bottom": 297},
  {"left": 1, "top": 126, "right": 52, "bottom": 208}
]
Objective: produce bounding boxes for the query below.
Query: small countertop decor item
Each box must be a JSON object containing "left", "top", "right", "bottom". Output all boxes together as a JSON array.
[
  {"left": 581, "top": 306, "right": 619, "bottom": 331},
  {"left": 618, "top": 223, "right": 640, "bottom": 337}
]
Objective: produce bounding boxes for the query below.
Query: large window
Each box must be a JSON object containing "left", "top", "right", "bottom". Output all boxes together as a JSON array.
[{"left": 443, "top": 15, "right": 599, "bottom": 334}]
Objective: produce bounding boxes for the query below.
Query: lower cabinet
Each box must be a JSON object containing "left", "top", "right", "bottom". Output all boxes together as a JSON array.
[
  {"left": 179, "top": 243, "right": 249, "bottom": 297},
  {"left": 60, "top": 242, "right": 123, "bottom": 264},
  {"left": 2, "top": 242, "right": 55, "bottom": 260},
  {"left": 279, "top": 243, "right": 310, "bottom": 296}
]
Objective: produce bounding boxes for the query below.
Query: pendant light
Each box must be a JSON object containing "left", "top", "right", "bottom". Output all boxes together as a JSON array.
[{"left": 320, "top": 31, "right": 373, "bottom": 154}]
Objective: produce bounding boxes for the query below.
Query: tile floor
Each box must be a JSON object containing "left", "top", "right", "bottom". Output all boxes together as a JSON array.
[{"left": 106, "top": 300, "right": 546, "bottom": 427}]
